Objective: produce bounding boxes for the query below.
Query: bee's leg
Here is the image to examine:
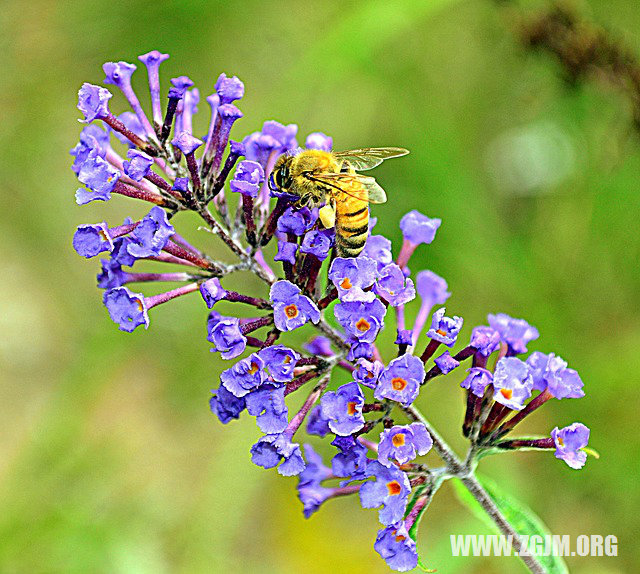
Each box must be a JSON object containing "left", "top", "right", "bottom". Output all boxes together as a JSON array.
[
  {"left": 318, "top": 200, "right": 336, "bottom": 229},
  {"left": 297, "top": 194, "right": 311, "bottom": 208}
]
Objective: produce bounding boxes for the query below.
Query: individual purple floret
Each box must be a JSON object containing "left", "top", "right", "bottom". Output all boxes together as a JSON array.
[
  {"left": 334, "top": 298, "right": 387, "bottom": 343},
  {"left": 399, "top": 210, "right": 441, "bottom": 246},
  {"left": 395, "top": 330, "right": 413, "bottom": 348},
  {"left": 103, "top": 60, "right": 154, "bottom": 138},
  {"left": 73, "top": 222, "right": 114, "bottom": 258},
  {"left": 551, "top": 423, "right": 590, "bottom": 469},
  {"left": 207, "top": 310, "right": 222, "bottom": 331},
  {"left": 270, "top": 280, "right": 321, "bottom": 331},
  {"left": 122, "top": 149, "right": 154, "bottom": 181},
  {"left": 374, "top": 263, "right": 416, "bottom": 307},
  {"left": 274, "top": 241, "right": 298, "bottom": 265},
  {"left": 320, "top": 382, "right": 365, "bottom": 436},
  {"left": 328, "top": 256, "right": 378, "bottom": 302},
  {"left": 220, "top": 354, "right": 266, "bottom": 397},
  {"left": 214, "top": 105, "right": 244, "bottom": 157},
  {"left": 180, "top": 88, "right": 199, "bottom": 135},
  {"left": 331, "top": 435, "right": 370, "bottom": 480},
  {"left": 138, "top": 50, "right": 170, "bottom": 126},
  {"left": 412, "top": 270, "right": 450, "bottom": 345},
  {"left": 526, "top": 352, "right": 585, "bottom": 399},
  {"left": 209, "top": 384, "right": 246, "bottom": 424},
  {"left": 374, "top": 522, "right": 419, "bottom": 572},
  {"left": 277, "top": 206, "right": 317, "bottom": 236},
  {"left": 169, "top": 76, "right": 194, "bottom": 99},
  {"left": 109, "top": 236, "right": 137, "bottom": 267},
  {"left": 361, "top": 235, "right": 393, "bottom": 270},
  {"left": 347, "top": 341, "right": 375, "bottom": 362},
  {"left": 492, "top": 357, "right": 534, "bottom": 410},
  {"left": 200, "top": 278, "right": 228, "bottom": 308},
  {"left": 297, "top": 444, "right": 334, "bottom": 518},
  {"left": 375, "top": 354, "right": 425, "bottom": 406},
  {"left": 103, "top": 287, "right": 149, "bottom": 332},
  {"left": 243, "top": 121, "right": 297, "bottom": 171},
  {"left": 70, "top": 124, "right": 109, "bottom": 174},
  {"left": 416, "top": 271, "right": 449, "bottom": 300},
  {"left": 172, "top": 132, "right": 203, "bottom": 155},
  {"left": 207, "top": 317, "right": 247, "bottom": 359},
  {"left": 460, "top": 367, "right": 494, "bottom": 397},
  {"left": 300, "top": 230, "right": 332, "bottom": 261},
  {"left": 229, "top": 160, "right": 264, "bottom": 197},
  {"left": 416, "top": 271, "right": 450, "bottom": 305},
  {"left": 77, "top": 83, "right": 112, "bottom": 123},
  {"left": 262, "top": 120, "right": 298, "bottom": 151},
  {"left": 172, "top": 177, "right": 189, "bottom": 196},
  {"left": 378, "top": 423, "right": 433, "bottom": 467},
  {"left": 353, "top": 358, "right": 384, "bottom": 389},
  {"left": 243, "top": 133, "right": 280, "bottom": 169},
  {"left": 488, "top": 313, "right": 539, "bottom": 355},
  {"left": 258, "top": 345, "right": 300, "bottom": 382},
  {"left": 304, "top": 336, "right": 333, "bottom": 357},
  {"left": 427, "top": 308, "right": 463, "bottom": 347},
  {"left": 215, "top": 73, "right": 245, "bottom": 104},
  {"left": 250, "top": 432, "right": 305, "bottom": 476},
  {"left": 246, "top": 385, "right": 288, "bottom": 433},
  {"left": 305, "top": 132, "right": 333, "bottom": 151},
  {"left": 76, "top": 150, "right": 120, "bottom": 204},
  {"left": 360, "top": 461, "right": 411, "bottom": 526},
  {"left": 470, "top": 326, "right": 501, "bottom": 357},
  {"left": 112, "top": 112, "right": 145, "bottom": 147},
  {"left": 434, "top": 351, "right": 460, "bottom": 374},
  {"left": 97, "top": 259, "right": 128, "bottom": 289},
  {"left": 306, "top": 405, "right": 331, "bottom": 437},
  {"left": 126, "top": 206, "right": 175, "bottom": 258}
]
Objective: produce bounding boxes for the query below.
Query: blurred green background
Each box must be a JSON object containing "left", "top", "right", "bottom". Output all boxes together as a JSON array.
[{"left": 1, "top": 0, "right": 638, "bottom": 572}]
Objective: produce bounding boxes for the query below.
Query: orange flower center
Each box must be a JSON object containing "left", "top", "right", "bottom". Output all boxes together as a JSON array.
[
  {"left": 557, "top": 437, "right": 564, "bottom": 446},
  {"left": 355, "top": 318, "right": 370, "bottom": 332},
  {"left": 340, "top": 277, "right": 352, "bottom": 289},
  {"left": 392, "top": 433, "right": 406, "bottom": 447},
  {"left": 391, "top": 377, "right": 407, "bottom": 391},
  {"left": 283, "top": 356, "right": 292, "bottom": 364},
  {"left": 436, "top": 328, "right": 447, "bottom": 336},
  {"left": 136, "top": 299, "right": 144, "bottom": 312},
  {"left": 395, "top": 535, "right": 407, "bottom": 543},
  {"left": 387, "top": 480, "right": 402, "bottom": 496},
  {"left": 347, "top": 401, "right": 358, "bottom": 416},
  {"left": 284, "top": 304, "right": 299, "bottom": 319},
  {"left": 98, "top": 229, "right": 109, "bottom": 242},
  {"left": 248, "top": 362, "right": 260, "bottom": 375},
  {"left": 500, "top": 388, "right": 513, "bottom": 400}
]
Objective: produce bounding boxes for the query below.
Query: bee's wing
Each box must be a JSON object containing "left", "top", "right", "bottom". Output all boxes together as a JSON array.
[
  {"left": 333, "top": 147, "right": 409, "bottom": 171},
  {"left": 307, "top": 172, "right": 387, "bottom": 204}
]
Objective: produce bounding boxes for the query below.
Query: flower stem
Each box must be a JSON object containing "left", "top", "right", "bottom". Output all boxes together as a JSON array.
[
  {"left": 405, "top": 405, "right": 546, "bottom": 574},
  {"left": 285, "top": 375, "right": 329, "bottom": 436},
  {"left": 489, "top": 389, "right": 553, "bottom": 442}
]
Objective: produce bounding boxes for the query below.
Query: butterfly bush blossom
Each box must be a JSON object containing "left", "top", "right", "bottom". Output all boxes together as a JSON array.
[{"left": 71, "top": 52, "right": 594, "bottom": 572}]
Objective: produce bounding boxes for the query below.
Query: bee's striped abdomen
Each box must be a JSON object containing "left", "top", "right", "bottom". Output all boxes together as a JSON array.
[{"left": 335, "top": 193, "right": 369, "bottom": 257}]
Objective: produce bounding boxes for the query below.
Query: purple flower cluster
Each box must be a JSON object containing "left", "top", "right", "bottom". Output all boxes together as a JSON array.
[{"left": 71, "top": 52, "right": 594, "bottom": 572}]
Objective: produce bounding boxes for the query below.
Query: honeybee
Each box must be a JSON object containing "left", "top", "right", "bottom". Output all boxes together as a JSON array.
[{"left": 268, "top": 147, "right": 409, "bottom": 257}]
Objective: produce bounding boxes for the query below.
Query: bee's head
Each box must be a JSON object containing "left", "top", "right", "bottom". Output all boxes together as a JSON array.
[{"left": 269, "top": 154, "right": 293, "bottom": 193}]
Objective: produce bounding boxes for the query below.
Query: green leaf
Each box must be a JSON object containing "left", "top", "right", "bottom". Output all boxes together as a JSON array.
[{"left": 452, "top": 476, "right": 569, "bottom": 574}]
